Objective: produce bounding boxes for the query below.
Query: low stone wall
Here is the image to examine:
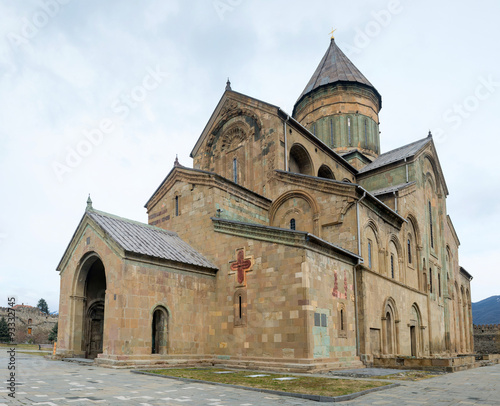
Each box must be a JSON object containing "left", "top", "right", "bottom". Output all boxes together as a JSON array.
[
  {"left": 374, "top": 355, "right": 477, "bottom": 372},
  {"left": 474, "top": 324, "right": 500, "bottom": 355}
]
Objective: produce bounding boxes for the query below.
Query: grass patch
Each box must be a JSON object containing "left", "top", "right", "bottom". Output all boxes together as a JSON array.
[
  {"left": 378, "top": 370, "right": 441, "bottom": 381},
  {"left": 17, "top": 351, "right": 51, "bottom": 357},
  {"left": 0, "top": 343, "right": 40, "bottom": 350},
  {"left": 144, "top": 368, "right": 390, "bottom": 397}
]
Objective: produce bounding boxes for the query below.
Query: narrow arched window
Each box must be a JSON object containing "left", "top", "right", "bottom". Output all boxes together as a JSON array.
[
  {"left": 429, "top": 201, "right": 434, "bottom": 248},
  {"left": 233, "top": 158, "right": 238, "bottom": 184},
  {"left": 429, "top": 268, "right": 433, "bottom": 293},
  {"left": 347, "top": 117, "right": 352, "bottom": 145},
  {"left": 330, "top": 119, "right": 334, "bottom": 147},
  {"left": 175, "top": 196, "right": 179, "bottom": 216},
  {"left": 390, "top": 254, "right": 395, "bottom": 278},
  {"left": 239, "top": 295, "right": 242, "bottom": 319},
  {"left": 368, "top": 241, "right": 372, "bottom": 268},
  {"left": 407, "top": 239, "right": 412, "bottom": 264},
  {"left": 340, "top": 309, "right": 345, "bottom": 331},
  {"left": 438, "top": 274, "right": 441, "bottom": 297},
  {"left": 364, "top": 119, "right": 368, "bottom": 147},
  {"left": 290, "top": 218, "right": 296, "bottom": 230},
  {"left": 28, "top": 318, "right": 32, "bottom": 325}
]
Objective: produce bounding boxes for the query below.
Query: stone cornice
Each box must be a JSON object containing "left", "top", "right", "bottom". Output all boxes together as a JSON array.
[
  {"left": 212, "top": 217, "right": 360, "bottom": 265},
  {"left": 273, "top": 170, "right": 358, "bottom": 199},
  {"left": 357, "top": 264, "right": 427, "bottom": 297},
  {"left": 145, "top": 167, "right": 272, "bottom": 212}
]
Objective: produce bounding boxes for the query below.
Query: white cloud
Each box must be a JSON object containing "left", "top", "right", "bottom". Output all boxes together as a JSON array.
[{"left": 0, "top": 0, "right": 499, "bottom": 311}]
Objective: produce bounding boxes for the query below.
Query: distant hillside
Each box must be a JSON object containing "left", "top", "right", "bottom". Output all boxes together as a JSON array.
[{"left": 472, "top": 296, "right": 500, "bottom": 325}]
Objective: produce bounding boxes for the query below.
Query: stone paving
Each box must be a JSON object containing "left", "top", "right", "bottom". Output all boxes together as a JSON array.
[{"left": 1, "top": 352, "right": 500, "bottom": 405}]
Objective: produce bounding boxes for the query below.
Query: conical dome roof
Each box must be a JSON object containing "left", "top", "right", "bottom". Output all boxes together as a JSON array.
[{"left": 294, "top": 39, "right": 381, "bottom": 110}]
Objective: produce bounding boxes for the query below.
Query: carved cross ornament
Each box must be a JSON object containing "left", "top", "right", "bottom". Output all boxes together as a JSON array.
[{"left": 229, "top": 248, "right": 254, "bottom": 287}]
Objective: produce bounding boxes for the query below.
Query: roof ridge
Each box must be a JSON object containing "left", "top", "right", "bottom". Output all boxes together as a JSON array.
[
  {"left": 88, "top": 209, "right": 178, "bottom": 236},
  {"left": 378, "top": 136, "right": 430, "bottom": 157}
]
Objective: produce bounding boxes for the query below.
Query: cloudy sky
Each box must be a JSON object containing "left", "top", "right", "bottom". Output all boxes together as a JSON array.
[{"left": 1, "top": 0, "right": 499, "bottom": 312}]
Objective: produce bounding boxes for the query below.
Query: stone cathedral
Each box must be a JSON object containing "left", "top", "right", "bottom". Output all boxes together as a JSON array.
[{"left": 56, "top": 39, "right": 474, "bottom": 371}]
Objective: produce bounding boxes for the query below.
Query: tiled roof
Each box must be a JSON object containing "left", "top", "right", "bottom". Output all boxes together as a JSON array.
[
  {"left": 358, "top": 137, "right": 431, "bottom": 174},
  {"left": 370, "top": 181, "right": 416, "bottom": 196},
  {"left": 87, "top": 210, "right": 217, "bottom": 270},
  {"left": 296, "top": 39, "right": 380, "bottom": 105}
]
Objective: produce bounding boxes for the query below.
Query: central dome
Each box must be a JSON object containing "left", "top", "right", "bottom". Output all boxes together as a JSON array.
[{"left": 293, "top": 39, "right": 382, "bottom": 163}]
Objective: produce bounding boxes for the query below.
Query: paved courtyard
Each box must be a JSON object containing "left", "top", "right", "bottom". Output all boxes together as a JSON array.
[{"left": 2, "top": 352, "right": 500, "bottom": 405}]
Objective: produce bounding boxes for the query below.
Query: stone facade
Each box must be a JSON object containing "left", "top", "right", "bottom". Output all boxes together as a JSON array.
[
  {"left": 474, "top": 325, "right": 500, "bottom": 354},
  {"left": 0, "top": 305, "right": 57, "bottom": 344},
  {"left": 56, "top": 39, "right": 473, "bottom": 370}
]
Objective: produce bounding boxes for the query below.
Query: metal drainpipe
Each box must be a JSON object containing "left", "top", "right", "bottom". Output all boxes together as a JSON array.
[
  {"left": 393, "top": 191, "right": 398, "bottom": 213},
  {"left": 284, "top": 115, "right": 290, "bottom": 171},
  {"left": 405, "top": 157, "right": 409, "bottom": 183},
  {"left": 355, "top": 189, "right": 367, "bottom": 358}
]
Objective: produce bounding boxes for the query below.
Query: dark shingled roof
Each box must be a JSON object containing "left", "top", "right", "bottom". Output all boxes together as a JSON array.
[
  {"left": 87, "top": 209, "right": 217, "bottom": 270},
  {"left": 358, "top": 137, "right": 431, "bottom": 174},
  {"left": 296, "top": 39, "right": 381, "bottom": 106}
]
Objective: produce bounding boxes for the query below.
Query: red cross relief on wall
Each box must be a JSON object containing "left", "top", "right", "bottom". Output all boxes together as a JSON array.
[{"left": 229, "top": 248, "right": 254, "bottom": 287}]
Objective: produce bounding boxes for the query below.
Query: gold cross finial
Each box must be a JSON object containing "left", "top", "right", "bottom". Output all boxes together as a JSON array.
[{"left": 329, "top": 28, "right": 337, "bottom": 40}]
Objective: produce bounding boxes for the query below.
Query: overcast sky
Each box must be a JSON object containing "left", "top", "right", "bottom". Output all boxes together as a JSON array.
[{"left": 1, "top": 0, "right": 499, "bottom": 312}]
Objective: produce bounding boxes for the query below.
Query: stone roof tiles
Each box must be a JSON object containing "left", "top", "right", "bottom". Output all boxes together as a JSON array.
[
  {"left": 296, "top": 39, "right": 380, "bottom": 106},
  {"left": 87, "top": 209, "right": 217, "bottom": 270},
  {"left": 358, "top": 137, "right": 431, "bottom": 174}
]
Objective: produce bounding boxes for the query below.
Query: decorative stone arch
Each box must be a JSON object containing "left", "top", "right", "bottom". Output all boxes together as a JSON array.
[
  {"left": 317, "top": 164, "right": 335, "bottom": 179},
  {"left": 381, "top": 297, "right": 400, "bottom": 355},
  {"left": 151, "top": 304, "right": 170, "bottom": 355},
  {"left": 387, "top": 235, "right": 403, "bottom": 281},
  {"left": 212, "top": 119, "right": 252, "bottom": 185},
  {"left": 405, "top": 212, "right": 422, "bottom": 246},
  {"left": 409, "top": 303, "right": 423, "bottom": 357},
  {"left": 218, "top": 120, "right": 252, "bottom": 152},
  {"left": 289, "top": 143, "right": 314, "bottom": 176},
  {"left": 362, "top": 219, "right": 382, "bottom": 272},
  {"left": 337, "top": 302, "right": 347, "bottom": 338},
  {"left": 270, "top": 190, "right": 319, "bottom": 235},
  {"left": 69, "top": 251, "right": 107, "bottom": 359},
  {"left": 422, "top": 154, "right": 442, "bottom": 195},
  {"left": 342, "top": 178, "right": 352, "bottom": 183}
]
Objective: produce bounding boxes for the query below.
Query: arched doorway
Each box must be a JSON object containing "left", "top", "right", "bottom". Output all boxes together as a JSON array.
[
  {"left": 151, "top": 307, "right": 168, "bottom": 354},
  {"left": 410, "top": 304, "right": 422, "bottom": 357},
  {"left": 82, "top": 257, "right": 106, "bottom": 359},
  {"left": 86, "top": 301, "right": 104, "bottom": 359},
  {"left": 382, "top": 297, "right": 399, "bottom": 355},
  {"left": 386, "top": 311, "right": 393, "bottom": 354}
]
